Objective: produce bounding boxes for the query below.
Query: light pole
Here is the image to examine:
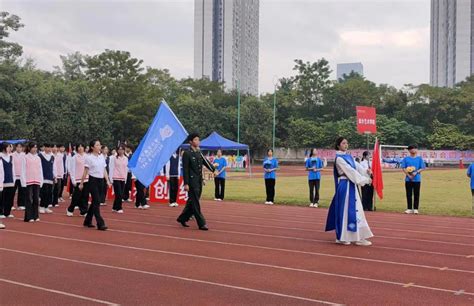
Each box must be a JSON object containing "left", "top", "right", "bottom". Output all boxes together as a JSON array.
[
  {"left": 237, "top": 79, "right": 241, "bottom": 155},
  {"left": 272, "top": 76, "right": 278, "bottom": 152}
]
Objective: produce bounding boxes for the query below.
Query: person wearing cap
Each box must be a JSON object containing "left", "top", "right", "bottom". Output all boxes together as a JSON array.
[
  {"left": 401, "top": 145, "right": 425, "bottom": 214},
  {"left": 177, "top": 133, "right": 216, "bottom": 231}
]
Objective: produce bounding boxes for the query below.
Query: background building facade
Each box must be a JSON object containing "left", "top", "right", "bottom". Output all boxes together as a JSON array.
[
  {"left": 194, "top": 0, "right": 259, "bottom": 95},
  {"left": 430, "top": 0, "right": 474, "bottom": 87}
]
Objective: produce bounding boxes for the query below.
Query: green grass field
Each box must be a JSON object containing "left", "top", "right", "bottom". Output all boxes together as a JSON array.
[{"left": 202, "top": 169, "right": 473, "bottom": 217}]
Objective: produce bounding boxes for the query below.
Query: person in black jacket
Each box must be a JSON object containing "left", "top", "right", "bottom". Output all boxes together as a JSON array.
[{"left": 177, "top": 133, "right": 215, "bottom": 230}]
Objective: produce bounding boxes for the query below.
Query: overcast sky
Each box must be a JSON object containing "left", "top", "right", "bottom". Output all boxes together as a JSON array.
[{"left": 1, "top": 0, "right": 430, "bottom": 94}]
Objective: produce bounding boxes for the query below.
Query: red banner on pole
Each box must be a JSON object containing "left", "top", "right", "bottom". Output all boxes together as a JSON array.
[{"left": 356, "top": 106, "right": 377, "bottom": 134}]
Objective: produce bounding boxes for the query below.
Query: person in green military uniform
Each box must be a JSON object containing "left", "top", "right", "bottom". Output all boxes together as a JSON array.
[{"left": 177, "top": 133, "right": 216, "bottom": 230}]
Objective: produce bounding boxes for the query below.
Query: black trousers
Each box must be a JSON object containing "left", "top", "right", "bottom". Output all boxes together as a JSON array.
[
  {"left": 112, "top": 180, "right": 125, "bottom": 211},
  {"left": 0, "top": 187, "right": 15, "bottom": 216},
  {"left": 405, "top": 181, "right": 421, "bottom": 210},
  {"left": 177, "top": 185, "right": 206, "bottom": 227},
  {"left": 214, "top": 178, "right": 225, "bottom": 200},
  {"left": 99, "top": 178, "right": 108, "bottom": 204},
  {"left": 52, "top": 178, "right": 62, "bottom": 206},
  {"left": 25, "top": 184, "right": 40, "bottom": 221},
  {"left": 14, "top": 179, "right": 26, "bottom": 208},
  {"left": 40, "top": 183, "right": 53, "bottom": 208},
  {"left": 135, "top": 180, "right": 147, "bottom": 207},
  {"left": 68, "top": 182, "right": 89, "bottom": 214},
  {"left": 84, "top": 176, "right": 106, "bottom": 228},
  {"left": 361, "top": 184, "right": 374, "bottom": 211},
  {"left": 169, "top": 177, "right": 179, "bottom": 204},
  {"left": 308, "top": 179, "right": 320, "bottom": 204},
  {"left": 59, "top": 174, "right": 67, "bottom": 198},
  {"left": 265, "top": 179, "right": 276, "bottom": 202},
  {"left": 123, "top": 172, "right": 132, "bottom": 200}
]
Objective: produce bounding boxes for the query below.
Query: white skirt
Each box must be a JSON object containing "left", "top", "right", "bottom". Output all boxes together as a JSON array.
[{"left": 340, "top": 182, "right": 374, "bottom": 242}]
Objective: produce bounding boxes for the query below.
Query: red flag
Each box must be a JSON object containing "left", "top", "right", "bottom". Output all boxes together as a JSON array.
[{"left": 371, "top": 138, "right": 384, "bottom": 199}]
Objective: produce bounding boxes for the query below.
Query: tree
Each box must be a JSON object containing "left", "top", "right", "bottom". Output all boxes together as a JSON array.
[
  {"left": 287, "top": 118, "right": 325, "bottom": 148},
  {"left": 0, "top": 12, "right": 24, "bottom": 60},
  {"left": 427, "top": 120, "right": 474, "bottom": 150},
  {"left": 291, "top": 58, "right": 332, "bottom": 114}
]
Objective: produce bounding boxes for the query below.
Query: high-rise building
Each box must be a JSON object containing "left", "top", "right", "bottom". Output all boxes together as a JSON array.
[
  {"left": 430, "top": 0, "right": 474, "bottom": 87},
  {"left": 194, "top": 0, "right": 259, "bottom": 95},
  {"left": 336, "top": 62, "right": 364, "bottom": 80}
]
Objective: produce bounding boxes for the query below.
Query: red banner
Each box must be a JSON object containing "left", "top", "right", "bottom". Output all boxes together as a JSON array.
[
  {"left": 356, "top": 106, "right": 377, "bottom": 134},
  {"left": 106, "top": 176, "right": 187, "bottom": 205}
]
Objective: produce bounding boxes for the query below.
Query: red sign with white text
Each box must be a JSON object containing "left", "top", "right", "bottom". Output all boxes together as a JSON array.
[
  {"left": 107, "top": 176, "right": 187, "bottom": 205},
  {"left": 356, "top": 106, "right": 377, "bottom": 134}
]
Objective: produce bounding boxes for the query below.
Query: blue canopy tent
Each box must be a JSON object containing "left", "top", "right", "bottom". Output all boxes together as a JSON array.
[
  {"left": 0, "top": 139, "right": 28, "bottom": 144},
  {"left": 181, "top": 132, "right": 252, "bottom": 176}
]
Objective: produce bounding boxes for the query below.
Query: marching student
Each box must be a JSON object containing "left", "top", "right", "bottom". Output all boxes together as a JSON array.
[
  {"left": 100, "top": 145, "right": 110, "bottom": 206},
  {"left": 0, "top": 143, "right": 16, "bottom": 219},
  {"left": 401, "top": 145, "right": 425, "bottom": 214},
  {"left": 12, "top": 143, "right": 26, "bottom": 211},
  {"left": 305, "top": 148, "right": 325, "bottom": 208},
  {"left": 165, "top": 149, "right": 181, "bottom": 207},
  {"left": 263, "top": 149, "right": 279, "bottom": 205},
  {"left": 122, "top": 145, "right": 133, "bottom": 202},
  {"left": 58, "top": 144, "right": 67, "bottom": 202},
  {"left": 66, "top": 144, "right": 76, "bottom": 199},
  {"left": 80, "top": 140, "right": 110, "bottom": 231},
  {"left": 325, "top": 137, "right": 373, "bottom": 246},
  {"left": 67, "top": 144, "right": 88, "bottom": 216},
  {"left": 135, "top": 178, "right": 149, "bottom": 209},
  {"left": 21, "top": 142, "right": 43, "bottom": 222},
  {"left": 213, "top": 149, "right": 227, "bottom": 201},
  {"left": 52, "top": 144, "right": 65, "bottom": 207},
  {"left": 359, "top": 151, "right": 374, "bottom": 211},
  {"left": 0, "top": 157, "right": 4, "bottom": 228},
  {"left": 39, "top": 144, "right": 55, "bottom": 214},
  {"left": 109, "top": 145, "right": 128, "bottom": 213}
]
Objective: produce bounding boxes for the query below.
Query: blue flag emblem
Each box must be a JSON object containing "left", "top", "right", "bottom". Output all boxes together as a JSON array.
[{"left": 129, "top": 100, "right": 188, "bottom": 187}]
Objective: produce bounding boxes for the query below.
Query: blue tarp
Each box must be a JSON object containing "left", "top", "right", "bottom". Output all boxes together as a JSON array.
[
  {"left": 181, "top": 132, "right": 248, "bottom": 150},
  {"left": 0, "top": 139, "right": 28, "bottom": 144}
]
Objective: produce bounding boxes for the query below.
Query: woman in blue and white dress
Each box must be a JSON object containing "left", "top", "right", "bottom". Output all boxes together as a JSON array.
[{"left": 325, "top": 137, "right": 374, "bottom": 246}]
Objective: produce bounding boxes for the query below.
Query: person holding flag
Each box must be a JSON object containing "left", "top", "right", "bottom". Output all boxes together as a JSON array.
[
  {"left": 177, "top": 133, "right": 216, "bottom": 230},
  {"left": 359, "top": 151, "right": 374, "bottom": 211},
  {"left": 325, "top": 137, "right": 374, "bottom": 246}
]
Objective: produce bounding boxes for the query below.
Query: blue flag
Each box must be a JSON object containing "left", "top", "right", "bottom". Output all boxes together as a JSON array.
[{"left": 129, "top": 101, "right": 188, "bottom": 187}]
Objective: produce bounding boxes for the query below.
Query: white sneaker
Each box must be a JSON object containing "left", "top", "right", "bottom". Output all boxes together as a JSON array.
[
  {"left": 48, "top": 205, "right": 53, "bottom": 208},
  {"left": 404, "top": 209, "right": 413, "bottom": 214},
  {"left": 136, "top": 206, "right": 143, "bottom": 209},
  {"left": 172, "top": 203, "right": 178, "bottom": 207},
  {"left": 0, "top": 223, "right": 5, "bottom": 229},
  {"left": 269, "top": 202, "right": 274, "bottom": 205},
  {"left": 314, "top": 203, "right": 319, "bottom": 208},
  {"left": 74, "top": 206, "right": 79, "bottom": 210},
  {"left": 17, "top": 207, "right": 25, "bottom": 211},
  {"left": 309, "top": 203, "right": 314, "bottom": 207},
  {"left": 100, "top": 203, "right": 106, "bottom": 206},
  {"left": 39, "top": 208, "right": 46, "bottom": 214},
  {"left": 143, "top": 205, "right": 150, "bottom": 209},
  {"left": 28, "top": 219, "right": 35, "bottom": 223},
  {"left": 336, "top": 239, "right": 351, "bottom": 245},
  {"left": 117, "top": 210, "right": 124, "bottom": 214},
  {"left": 12, "top": 206, "right": 16, "bottom": 211},
  {"left": 45, "top": 208, "right": 53, "bottom": 214},
  {"left": 127, "top": 199, "right": 132, "bottom": 202},
  {"left": 355, "top": 240, "right": 372, "bottom": 246},
  {"left": 214, "top": 198, "right": 219, "bottom": 201},
  {"left": 413, "top": 209, "right": 419, "bottom": 214},
  {"left": 35, "top": 218, "right": 40, "bottom": 222},
  {"left": 0, "top": 215, "right": 5, "bottom": 219},
  {"left": 7, "top": 214, "right": 14, "bottom": 218},
  {"left": 264, "top": 201, "right": 270, "bottom": 205},
  {"left": 146, "top": 198, "right": 150, "bottom": 201},
  {"left": 217, "top": 199, "right": 222, "bottom": 202},
  {"left": 66, "top": 211, "right": 73, "bottom": 217}
]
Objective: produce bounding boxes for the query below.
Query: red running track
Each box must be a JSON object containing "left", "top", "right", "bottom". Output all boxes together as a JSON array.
[{"left": 0, "top": 199, "right": 472, "bottom": 305}]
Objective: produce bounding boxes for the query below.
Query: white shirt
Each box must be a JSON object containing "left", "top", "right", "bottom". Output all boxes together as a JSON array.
[
  {"left": 359, "top": 159, "right": 370, "bottom": 171},
  {"left": 84, "top": 153, "right": 106, "bottom": 179}
]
